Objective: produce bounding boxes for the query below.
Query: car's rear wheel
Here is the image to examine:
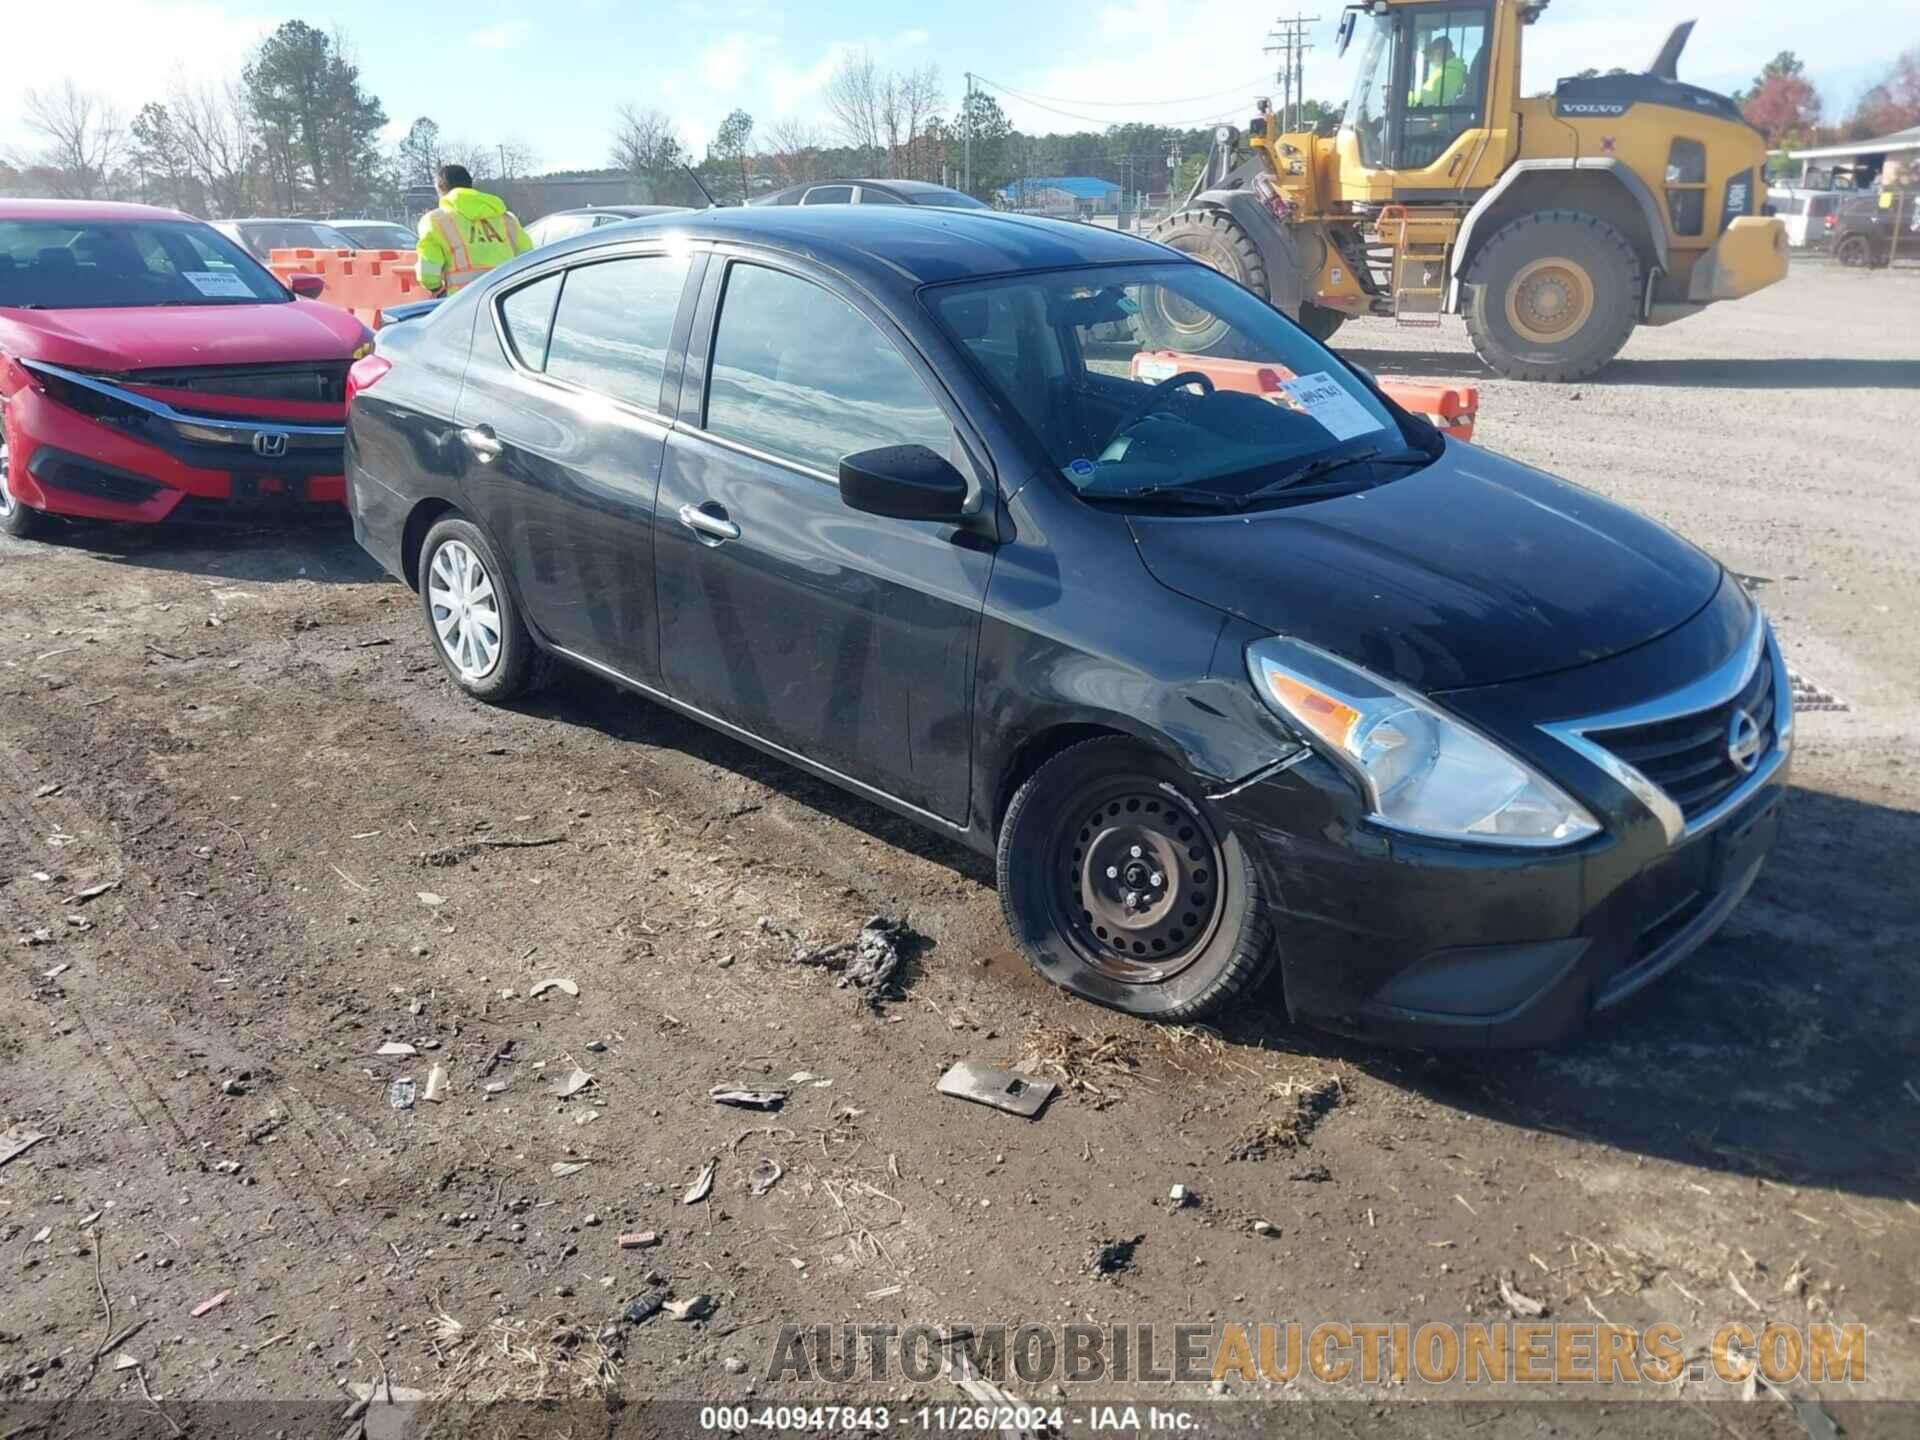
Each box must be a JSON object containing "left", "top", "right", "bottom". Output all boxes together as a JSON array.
[
  {"left": 997, "top": 736, "right": 1277, "bottom": 1021},
  {"left": 417, "top": 516, "right": 548, "bottom": 702},
  {"left": 0, "top": 431, "right": 52, "bottom": 541},
  {"left": 1835, "top": 234, "right": 1873, "bottom": 268}
]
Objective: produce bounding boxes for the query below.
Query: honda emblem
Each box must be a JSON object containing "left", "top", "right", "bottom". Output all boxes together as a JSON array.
[{"left": 252, "top": 430, "right": 289, "bottom": 458}]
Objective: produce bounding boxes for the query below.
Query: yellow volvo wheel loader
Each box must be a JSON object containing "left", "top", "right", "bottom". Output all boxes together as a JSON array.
[{"left": 1145, "top": 2, "right": 1790, "bottom": 381}]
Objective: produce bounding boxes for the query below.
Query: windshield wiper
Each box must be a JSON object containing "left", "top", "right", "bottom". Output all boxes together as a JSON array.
[
  {"left": 1236, "top": 446, "right": 1427, "bottom": 505},
  {"left": 1080, "top": 484, "right": 1248, "bottom": 512}
]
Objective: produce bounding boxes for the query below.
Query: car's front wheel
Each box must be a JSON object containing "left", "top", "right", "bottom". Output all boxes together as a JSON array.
[
  {"left": 417, "top": 516, "right": 548, "bottom": 702},
  {"left": 996, "top": 736, "right": 1277, "bottom": 1021},
  {"left": 0, "top": 431, "right": 51, "bottom": 541}
]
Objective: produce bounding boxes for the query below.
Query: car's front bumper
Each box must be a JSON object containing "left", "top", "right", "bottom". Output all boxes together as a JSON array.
[{"left": 5, "top": 371, "right": 345, "bottom": 524}]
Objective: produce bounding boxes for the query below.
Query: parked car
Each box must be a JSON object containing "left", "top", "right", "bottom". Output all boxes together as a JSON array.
[
  {"left": 525, "top": 205, "right": 691, "bottom": 248},
  {"left": 1765, "top": 187, "right": 1848, "bottom": 248},
  {"left": 754, "top": 179, "right": 988, "bottom": 209},
  {"left": 326, "top": 219, "right": 418, "bottom": 251},
  {"left": 1827, "top": 190, "right": 1920, "bottom": 267},
  {"left": 210, "top": 218, "right": 359, "bottom": 261},
  {"left": 1, "top": 199, "right": 370, "bottom": 536},
  {"left": 345, "top": 206, "right": 1790, "bottom": 1047}
]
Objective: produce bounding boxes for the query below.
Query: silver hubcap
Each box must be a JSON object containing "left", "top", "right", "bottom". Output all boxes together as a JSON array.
[
  {"left": 0, "top": 436, "right": 15, "bottom": 518},
  {"left": 427, "top": 539, "right": 502, "bottom": 681}
]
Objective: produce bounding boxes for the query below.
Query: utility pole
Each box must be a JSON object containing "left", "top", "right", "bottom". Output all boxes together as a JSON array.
[
  {"left": 1265, "top": 14, "right": 1320, "bottom": 132},
  {"left": 964, "top": 71, "right": 974, "bottom": 195}
]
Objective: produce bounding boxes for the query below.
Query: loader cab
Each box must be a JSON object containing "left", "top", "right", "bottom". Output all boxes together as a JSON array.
[{"left": 1337, "top": 0, "right": 1523, "bottom": 200}]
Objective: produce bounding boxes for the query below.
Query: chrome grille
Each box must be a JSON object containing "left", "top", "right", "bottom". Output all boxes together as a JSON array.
[{"left": 1588, "top": 656, "right": 1775, "bottom": 822}]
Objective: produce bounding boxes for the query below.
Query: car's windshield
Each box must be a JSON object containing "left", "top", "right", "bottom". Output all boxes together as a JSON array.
[
  {"left": 235, "top": 221, "right": 356, "bottom": 256},
  {"left": 928, "top": 263, "right": 1420, "bottom": 508},
  {"left": 337, "top": 223, "right": 415, "bottom": 249},
  {"left": 0, "top": 219, "right": 291, "bottom": 309}
]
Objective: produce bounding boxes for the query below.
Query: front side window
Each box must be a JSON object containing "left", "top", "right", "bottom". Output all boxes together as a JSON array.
[
  {"left": 929, "top": 263, "right": 1420, "bottom": 512},
  {"left": 0, "top": 219, "right": 290, "bottom": 309},
  {"left": 1400, "top": 5, "right": 1490, "bottom": 169},
  {"left": 704, "top": 262, "right": 951, "bottom": 477},
  {"left": 543, "top": 253, "right": 692, "bottom": 412},
  {"left": 1344, "top": 14, "right": 1396, "bottom": 169}
]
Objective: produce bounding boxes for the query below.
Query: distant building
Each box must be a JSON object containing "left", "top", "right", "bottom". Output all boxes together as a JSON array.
[
  {"left": 997, "top": 175, "right": 1124, "bottom": 215},
  {"left": 1785, "top": 124, "right": 1920, "bottom": 191}
]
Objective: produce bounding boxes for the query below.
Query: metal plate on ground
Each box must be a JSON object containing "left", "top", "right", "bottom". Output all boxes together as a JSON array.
[
  {"left": 937, "top": 1061, "right": 1058, "bottom": 1119},
  {"left": 1788, "top": 668, "right": 1850, "bottom": 713}
]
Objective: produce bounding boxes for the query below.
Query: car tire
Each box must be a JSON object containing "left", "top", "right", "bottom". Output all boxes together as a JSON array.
[
  {"left": 0, "top": 434, "right": 51, "bottom": 541},
  {"left": 1835, "top": 234, "right": 1871, "bottom": 268},
  {"left": 996, "top": 736, "right": 1277, "bottom": 1022},
  {"left": 417, "top": 515, "right": 550, "bottom": 703},
  {"left": 1138, "top": 208, "right": 1268, "bottom": 353}
]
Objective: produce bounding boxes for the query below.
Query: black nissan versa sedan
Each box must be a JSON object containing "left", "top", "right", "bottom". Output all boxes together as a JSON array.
[{"left": 342, "top": 206, "right": 1792, "bottom": 1047}]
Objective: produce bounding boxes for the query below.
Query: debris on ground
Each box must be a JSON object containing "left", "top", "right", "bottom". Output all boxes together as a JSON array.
[
  {"left": 1089, "top": 1235, "right": 1143, "bottom": 1277},
  {"left": 376, "top": 1042, "right": 419, "bottom": 1058},
  {"left": 617, "top": 1231, "right": 658, "bottom": 1249},
  {"left": 683, "top": 1159, "right": 716, "bottom": 1204},
  {"left": 434, "top": 1315, "right": 617, "bottom": 1402},
  {"left": 0, "top": 1128, "right": 50, "bottom": 1168},
  {"left": 19, "top": 928, "right": 54, "bottom": 947},
  {"left": 550, "top": 1066, "right": 593, "bottom": 1098},
  {"left": 416, "top": 891, "right": 445, "bottom": 907},
  {"left": 664, "top": 1295, "right": 714, "bottom": 1322},
  {"left": 1226, "top": 1074, "right": 1345, "bottom": 1160},
  {"left": 763, "top": 913, "right": 914, "bottom": 1004},
  {"left": 388, "top": 1078, "right": 417, "bottom": 1110},
  {"left": 748, "top": 1158, "right": 783, "bottom": 1196},
  {"left": 1498, "top": 1274, "right": 1550, "bottom": 1318},
  {"left": 42, "top": 962, "right": 70, "bottom": 980},
  {"left": 113, "top": 1354, "right": 141, "bottom": 1372},
  {"left": 722, "top": 1355, "right": 748, "bottom": 1375},
  {"left": 624, "top": 1287, "right": 669, "bottom": 1325},
  {"left": 1252, "top": 1219, "right": 1278, "bottom": 1236},
  {"left": 527, "top": 977, "right": 579, "bottom": 999},
  {"left": 550, "top": 1161, "right": 592, "bottom": 1178},
  {"left": 937, "top": 1060, "right": 1057, "bottom": 1119},
  {"left": 422, "top": 1065, "right": 448, "bottom": 1103},
  {"left": 191, "top": 1290, "right": 232, "bottom": 1317},
  {"left": 709, "top": 1085, "right": 786, "bottom": 1110},
  {"left": 1168, "top": 1184, "right": 1194, "bottom": 1208},
  {"left": 1014, "top": 1024, "right": 1140, "bottom": 1107},
  {"left": 65, "top": 879, "right": 120, "bottom": 905},
  {"left": 947, "top": 1354, "right": 1054, "bottom": 1437}
]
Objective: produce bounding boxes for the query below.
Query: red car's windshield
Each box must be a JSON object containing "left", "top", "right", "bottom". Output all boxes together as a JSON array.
[{"left": 0, "top": 219, "right": 291, "bottom": 310}]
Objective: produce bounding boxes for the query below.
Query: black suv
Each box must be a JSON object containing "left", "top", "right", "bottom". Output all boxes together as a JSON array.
[
  {"left": 343, "top": 206, "right": 1790, "bottom": 1048},
  {"left": 1830, "top": 189, "right": 1919, "bottom": 267}
]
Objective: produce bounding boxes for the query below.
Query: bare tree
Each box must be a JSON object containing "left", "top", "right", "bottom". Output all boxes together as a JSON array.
[
  {"left": 823, "top": 49, "right": 884, "bottom": 171},
  {"left": 900, "top": 66, "right": 945, "bottom": 181},
  {"left": 169, "top": 81, "right": 262, "bottom": 218},
  {"left": 763, "top": 117, "right": 826, "bottom": 184},
  {"left": 611, "top": 104, "right": 687, "bottom": 178},
  {"left": 18, "top": 81, "right": 126, "bottom": 199}
]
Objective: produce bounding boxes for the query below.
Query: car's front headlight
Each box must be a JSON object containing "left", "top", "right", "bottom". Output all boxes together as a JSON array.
[{"left": 1246, "top": 637, "right": 1600, "bottom": 847}]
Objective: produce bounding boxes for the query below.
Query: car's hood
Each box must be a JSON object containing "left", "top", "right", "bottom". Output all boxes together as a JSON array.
[
  {"left": 1129, "top": 442, "right": 1723, "bottom": 691},
  {"left": 0, "top": 300, "right": 366, "bottom": 374}
]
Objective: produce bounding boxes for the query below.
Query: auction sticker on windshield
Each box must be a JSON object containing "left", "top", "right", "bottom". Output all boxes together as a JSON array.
[
  {"left": 1278, "top": 372, "right": 1386, "bottom": 442},
  {"left": 183, "top": 270, "right": 254, "bottom": 298}
]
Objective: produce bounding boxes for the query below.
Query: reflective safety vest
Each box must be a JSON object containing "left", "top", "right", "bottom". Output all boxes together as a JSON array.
[{"left": 415, "top": 189, "right": 532, "bottom": 295}]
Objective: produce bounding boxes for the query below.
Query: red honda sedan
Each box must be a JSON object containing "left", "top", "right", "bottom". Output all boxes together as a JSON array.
[{"left": 0, "top": 199, "right": 372, "bottom": 538}]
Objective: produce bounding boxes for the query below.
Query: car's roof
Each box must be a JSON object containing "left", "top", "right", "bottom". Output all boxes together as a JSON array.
[
  {"left": 543, "top": 205, "right": 690, "bottom": 220},
  {"left": 560, "top": 204, "right": 1173, "bottom": 289},
  {"left": 0, "top": 198, "right": 195, "bottom": 224}
]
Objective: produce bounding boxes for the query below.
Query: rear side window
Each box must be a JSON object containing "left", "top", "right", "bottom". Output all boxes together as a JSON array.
[
  {"left": 498, "top": 273, "right": 562, "bottom": 370},
  {"left": 544, "top": 254, "right": 692, "bottom": 412},
  {"left": 704, "top": 262, "right": 951, "bottom": 477},
  {"left": 802, "top": 185, "right": 854, "bottom": 205}
]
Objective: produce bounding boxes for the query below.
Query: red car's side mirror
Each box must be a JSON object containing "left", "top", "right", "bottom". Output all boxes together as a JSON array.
[{"left": 287, "top": 272, "right": 327, "bottom": 299}]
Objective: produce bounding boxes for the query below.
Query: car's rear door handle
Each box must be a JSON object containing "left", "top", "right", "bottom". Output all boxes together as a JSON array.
[
  {"left": 460, "top": 425, "right": 503, "bottom": 461},
  {"left": 678, "top": 503, "right": 741, "bottom": 543}
]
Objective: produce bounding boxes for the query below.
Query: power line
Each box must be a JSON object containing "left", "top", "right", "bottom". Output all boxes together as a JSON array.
[{"left": 971, "top": 76, "right": 1256, "bottom": 132}]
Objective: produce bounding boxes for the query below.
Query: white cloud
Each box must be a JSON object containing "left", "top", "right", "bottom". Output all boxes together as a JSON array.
[{"left": 469, "top": 21, "right": 532, "bottom": 52}]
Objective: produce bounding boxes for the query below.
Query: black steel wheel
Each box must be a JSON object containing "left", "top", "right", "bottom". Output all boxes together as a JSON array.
[{"left": 997, "top": 736, "right": 1277, "bottom": 1021}]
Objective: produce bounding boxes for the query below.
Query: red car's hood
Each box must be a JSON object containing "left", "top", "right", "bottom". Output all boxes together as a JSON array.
[{"left": 0, "top": 299, "right": 366, "bottom": 374}]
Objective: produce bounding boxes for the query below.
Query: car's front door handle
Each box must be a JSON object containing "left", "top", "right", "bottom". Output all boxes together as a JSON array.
[
  {"left": 460, "top": 425, "right": 503, "bottom": 461},
  {"left": 678, "top": 503, "right": 741, "bottom": 543}
]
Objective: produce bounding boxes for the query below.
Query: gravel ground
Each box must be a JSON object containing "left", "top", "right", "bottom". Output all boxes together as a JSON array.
[{"left": 1, "top": 263, "right": 1916, "bottom": 1436}]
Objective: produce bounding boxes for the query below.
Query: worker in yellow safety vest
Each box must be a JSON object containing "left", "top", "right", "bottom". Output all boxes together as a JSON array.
[
  {"left": 1411, "top": 37, "right": 1470, "bottom": 108},
  {"left": 415, "top": 163, "right": 532, "bottom": 297}
]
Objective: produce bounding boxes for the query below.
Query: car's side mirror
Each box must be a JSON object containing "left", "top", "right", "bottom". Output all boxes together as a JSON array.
[
  {"left": 287, "top": 272, "right": 327, "bottom": 299},
  {"left": 839, "top": 445, "right": 970, "bottom": 523}
]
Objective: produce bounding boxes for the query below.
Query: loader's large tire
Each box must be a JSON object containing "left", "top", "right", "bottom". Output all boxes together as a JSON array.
[
  {"left": 1462, "top": 210, "right": 1641, "bottom": 383},
  {"left": 1141, "top": 208, "right": 1270, "bottom": 352}
]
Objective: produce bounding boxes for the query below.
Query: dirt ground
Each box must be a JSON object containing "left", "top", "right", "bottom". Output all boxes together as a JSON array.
[{"left": 3, "top": 262, "right": 1917, "bottom": 1437}]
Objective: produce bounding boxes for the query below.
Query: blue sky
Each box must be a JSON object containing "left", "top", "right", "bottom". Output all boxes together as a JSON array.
[{"left": 3, "top": 1, "right": 1903, "bottom": 170}]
